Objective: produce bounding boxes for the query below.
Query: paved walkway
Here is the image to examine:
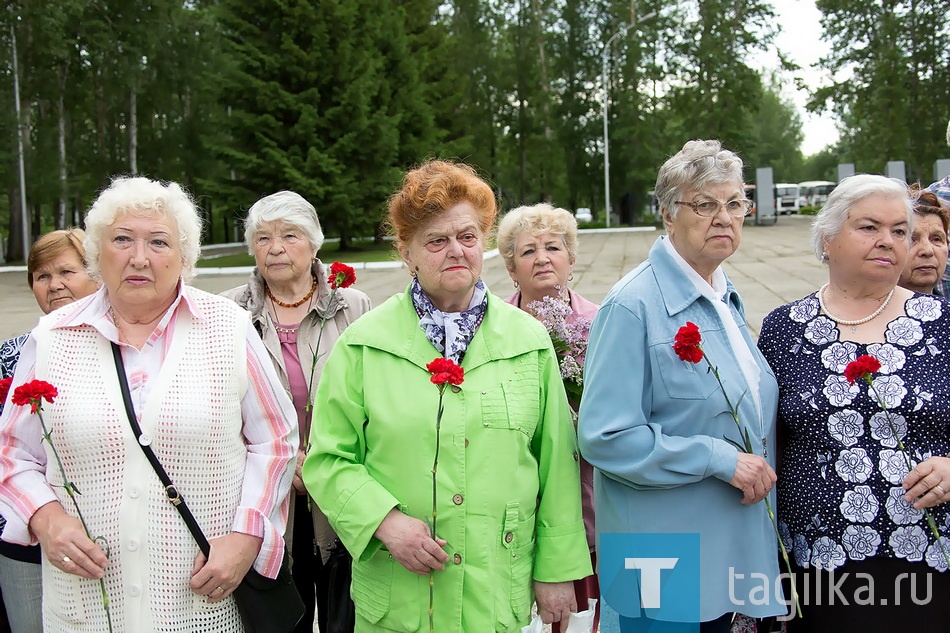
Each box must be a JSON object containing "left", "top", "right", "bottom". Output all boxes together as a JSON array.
[{"left": 0, "top": 215, "right": 826, "bottom": 341}]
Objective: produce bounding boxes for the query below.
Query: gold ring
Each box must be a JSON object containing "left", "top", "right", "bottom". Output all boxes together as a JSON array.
[
  {"left": 215, "top": 586, "right": 225, "bottom": 594},
  {"left": 62, "top": 556, "right": 71, "bottom": 564}
]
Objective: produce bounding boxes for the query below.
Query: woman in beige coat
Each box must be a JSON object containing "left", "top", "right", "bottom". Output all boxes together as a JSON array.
[{"left": 223, "top": 191, "right": 372, "bottom": 633}]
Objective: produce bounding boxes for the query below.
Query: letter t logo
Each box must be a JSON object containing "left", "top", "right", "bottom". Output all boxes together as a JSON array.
[{"left": 625, "top": 558, "right": 679, "bottom": 608}]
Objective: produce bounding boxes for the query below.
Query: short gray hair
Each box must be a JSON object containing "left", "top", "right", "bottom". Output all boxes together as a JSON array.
[
  {"left": 84, "top": 176, "right": 202, "bottom": 282},
  {"left": 811, "top": 174, "right": 913, "bottom": 262},
  {"left": 243, "top": 191, "right": 324, "bottom": 255},
  {"left": 497, "top": 203, "right": 578, "bottom": 271},
  {"left": 655, "top": 140, "right": 745, "bottom": 220}
]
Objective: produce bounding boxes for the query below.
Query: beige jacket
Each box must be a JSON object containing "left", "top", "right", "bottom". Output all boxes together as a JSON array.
[{"left": 222, "top": 259, "right": 372, "bottom": 561}]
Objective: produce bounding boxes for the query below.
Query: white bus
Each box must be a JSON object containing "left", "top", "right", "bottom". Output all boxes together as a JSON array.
[
  {"left": 775, "top": 183, "right": 803, "bottom": 215},
  {"left": 798, "top": 180, "right": 837, "bottom": 207}
]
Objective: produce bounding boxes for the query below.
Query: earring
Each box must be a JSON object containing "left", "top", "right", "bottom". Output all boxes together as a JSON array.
[
  {"left": 821, "top": 251, "right": 829, "bottom": 262},
  {"left": 568, "top": 273, "right": 574, "bottom": 282},
  {"left": 513, "top": 281, "right": 519, "bottom": 289}
]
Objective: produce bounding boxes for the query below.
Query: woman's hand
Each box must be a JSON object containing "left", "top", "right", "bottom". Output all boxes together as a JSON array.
[
  {"left": 729, "top": 453, "right": 777, "bottom": 505},
  {"left": 30, "top": 502, "right": 109, "bottom": 579},
  {"left": 190, "top": 532, "right": 262, "bottom": 602},
  {"left": 535, "top": 580, "right": 577, "bottom": 624},
  {"left": 373, "top": 508, "right": 448, "bottom": 575},
  {"left": 292, "top": 448, "right": 307, "bottom": 495},
  {"left": 902, "top": 456, "right": 950, "bottom": 509}
]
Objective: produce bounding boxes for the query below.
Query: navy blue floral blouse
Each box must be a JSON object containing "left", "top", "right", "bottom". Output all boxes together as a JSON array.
[{"left": 759, "top": 292, "right": 950, "bottom": 572}]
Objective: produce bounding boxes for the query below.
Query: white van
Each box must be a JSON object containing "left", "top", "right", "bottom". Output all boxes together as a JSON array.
[
  {"left": 798, "top": 181, "right": 837, "bottom": 207},
  {"left": 775, "top": 183, "right": 802, "bottom": 215}
]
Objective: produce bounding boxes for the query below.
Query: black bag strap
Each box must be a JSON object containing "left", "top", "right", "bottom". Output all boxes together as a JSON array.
[{"left": 110, "top": 342, "right": 211, "bottom": 557}]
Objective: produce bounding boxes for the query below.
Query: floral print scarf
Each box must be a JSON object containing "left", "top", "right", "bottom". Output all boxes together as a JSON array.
[{"left": 410, "top": 276, "right": 488, "bottom": 364}]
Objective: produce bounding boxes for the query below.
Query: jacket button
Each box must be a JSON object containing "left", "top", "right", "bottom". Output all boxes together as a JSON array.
[
  {"left": 453, "top": 553, "right": 462, "bottom": 565},
  {"left": 573, "top": 450, "right": 579, "bottom": 462},
  {"left": 464, "top": 438, "right": 469, "bottom": 448},
  {"left": 452, "top": 494, "right": 463, "bottom": 505},
  {"left": 504, "top": 532, "right": 513, "bottom": 544}
]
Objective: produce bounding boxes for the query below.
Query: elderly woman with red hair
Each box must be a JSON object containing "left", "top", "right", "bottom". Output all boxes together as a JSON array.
[{"left": 303, "top": 159, "right": 591, "bottom": 631}]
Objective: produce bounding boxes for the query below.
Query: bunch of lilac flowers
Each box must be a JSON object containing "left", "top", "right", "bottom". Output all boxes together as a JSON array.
[{"left": 526, "top": 289, "right": 591, "bottom": 403}]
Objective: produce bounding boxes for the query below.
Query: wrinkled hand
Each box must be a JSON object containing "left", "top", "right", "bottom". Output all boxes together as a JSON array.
[
  {"left": 535, "top": 580, "right": 577, "bottom": 625},
  {"left": 292, "top": 449, "right": 307, "bottom": 495},
  {"left": 729, "top": 453, "right": 777, "bottom": 505},
  {"left": 31, "top": 502, "right": 108, "bottom": 579},
  {"left": 903, "top": 456, "right": 950, "bottom": 509},
  {"left": 373, "top": 509, "right": 448, "bottom": 575},
  {"left": 190, "top": 532, "right": 262, "bottom": 602}
]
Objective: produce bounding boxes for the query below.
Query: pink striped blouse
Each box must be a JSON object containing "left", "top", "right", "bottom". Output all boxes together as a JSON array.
[{"left": 0, "top": 285, "right": 297, "bottom": 578}]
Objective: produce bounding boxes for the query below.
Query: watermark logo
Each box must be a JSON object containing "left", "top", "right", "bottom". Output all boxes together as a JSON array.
[{"left": 601, "top": 533, "right": 700, "bottom": 631}]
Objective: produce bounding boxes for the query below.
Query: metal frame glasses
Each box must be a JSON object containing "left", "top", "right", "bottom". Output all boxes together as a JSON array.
[{"left": 675, "top": 197, "right": 753, "bottom": 218}]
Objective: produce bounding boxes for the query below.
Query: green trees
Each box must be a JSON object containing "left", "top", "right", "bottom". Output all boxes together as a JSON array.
[
  {"left": 811, "top": 0, "right": 950, "bottom": 182},
  {"left": 211, "top": 0, "right": 439, "bottom": 247},
  {"left": 3, "top": 0, "right": 947, "bottom": 259}
]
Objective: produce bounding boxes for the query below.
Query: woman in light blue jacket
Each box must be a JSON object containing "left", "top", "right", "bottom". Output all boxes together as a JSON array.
[{"left": 579, "top": 140, "right": 786, "bottom": 632}]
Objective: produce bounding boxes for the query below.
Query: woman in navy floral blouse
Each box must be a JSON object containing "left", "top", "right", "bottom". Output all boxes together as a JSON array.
[{"left": 759, "top": 175, "right": 950, "bottom": 632}]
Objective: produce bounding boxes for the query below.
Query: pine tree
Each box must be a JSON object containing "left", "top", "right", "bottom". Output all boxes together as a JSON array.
[{"left": 211, "top": 0, "right": 434, "bottom": 246}]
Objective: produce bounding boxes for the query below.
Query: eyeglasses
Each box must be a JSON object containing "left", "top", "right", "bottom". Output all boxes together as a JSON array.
[{"left": 675, "top": 197, "right": 753, "bottom": 218}]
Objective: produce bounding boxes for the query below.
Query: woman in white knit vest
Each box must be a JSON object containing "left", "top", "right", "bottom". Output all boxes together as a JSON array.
[{"left": 0, "top": 176, "right": 298, "bottom": 632}]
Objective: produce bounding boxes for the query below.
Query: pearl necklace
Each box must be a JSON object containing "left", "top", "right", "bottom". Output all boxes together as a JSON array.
[{"left": 817, "top": 283, "right": 895, "bottom": 332}]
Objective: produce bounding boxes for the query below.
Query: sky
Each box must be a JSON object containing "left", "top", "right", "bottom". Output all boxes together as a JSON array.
[{"left": 750, "top": 0, "right": 841, "bottom": 156}]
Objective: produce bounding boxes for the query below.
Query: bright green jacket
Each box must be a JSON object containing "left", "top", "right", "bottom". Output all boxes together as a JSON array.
[{"left": 303, "top": 286, "right": 592, "bottom": 632}]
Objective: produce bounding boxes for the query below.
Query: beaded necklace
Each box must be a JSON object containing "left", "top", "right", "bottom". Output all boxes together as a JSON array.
[{"left": 265, "top": 275, "right": 317, "bottom": 308}]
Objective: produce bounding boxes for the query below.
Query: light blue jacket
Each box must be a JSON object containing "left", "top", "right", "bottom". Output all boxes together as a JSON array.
[{"left": 578, "top": 237, "right": 785, "bottom": 621}]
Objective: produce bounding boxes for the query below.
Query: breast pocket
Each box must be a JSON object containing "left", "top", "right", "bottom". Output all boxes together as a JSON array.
[
  {"left": 480, "top": 365, "right": 541, "bottom": 439},
  {"left": 654, "top": 342, "right": 720, "bottom": 401}
]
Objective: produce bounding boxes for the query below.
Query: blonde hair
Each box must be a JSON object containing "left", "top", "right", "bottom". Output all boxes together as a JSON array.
[
  {"left": 497, "top": 203, "right": 578, "bottom": 271},
  {"left": 27, "top": 228, "right": 88, "bottom": 288}
]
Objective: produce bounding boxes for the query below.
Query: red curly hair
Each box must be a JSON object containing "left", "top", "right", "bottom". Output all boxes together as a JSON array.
[{"left": 387, "top": 160, "right": 497, "bottom": 245}]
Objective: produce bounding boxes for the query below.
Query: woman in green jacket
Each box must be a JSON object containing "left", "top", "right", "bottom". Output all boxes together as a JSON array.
[{"left": 303, "top": 159, "right": 592, "bottom": 632}]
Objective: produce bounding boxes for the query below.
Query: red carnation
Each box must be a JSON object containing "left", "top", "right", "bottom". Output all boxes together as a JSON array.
[
  {"left": 12, "top": 380, "right": 58, "bottom": 413},
  {"left": 426, "top": 358, "right": 465, "bottom": 386},
  {"left": 673, "top": 322, "right": 704, "bottom": 364},
  {"left": 0, "top": 377, "right": 12, "bottom": 403},
  {"left": 844, "top": 355, "right": 882, "bottom": 384},
  {"left": 329, "top": 261, "right": 357, "bottom": 290}
]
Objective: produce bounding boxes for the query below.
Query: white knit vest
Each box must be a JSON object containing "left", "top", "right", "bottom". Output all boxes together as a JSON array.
[{"left": 33, "top": 288, "right": 249, "bottom": 632}]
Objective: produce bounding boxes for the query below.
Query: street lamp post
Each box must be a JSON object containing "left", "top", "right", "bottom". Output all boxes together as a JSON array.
[{"left": 601, "top": 7, "right": 655, "bottom": 229}]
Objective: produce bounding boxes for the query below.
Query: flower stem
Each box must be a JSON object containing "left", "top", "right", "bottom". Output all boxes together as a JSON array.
[
  {"left": 866, "top": 379, "right": 950, "bottom": 569},
  {"left": 305, "top": 287, "right": 338, "bottom": 413},
  {"left": 429, "top": 387, "right": 445, "bottom": 633},
  {"left": 702, "top": 354, "right": 802, "bottom": 618},
  {"left": 36, "top": 407, "right": 114, "bottom": 632}
]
